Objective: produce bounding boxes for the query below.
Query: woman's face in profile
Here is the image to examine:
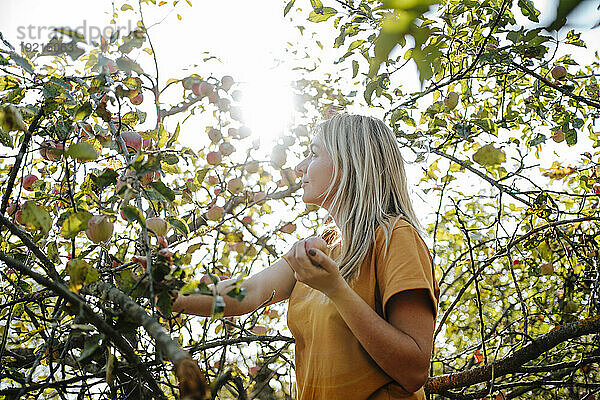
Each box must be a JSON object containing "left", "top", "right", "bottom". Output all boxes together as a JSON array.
[{"left": 294, "top": 134, "right": 337, "bottom": 209}]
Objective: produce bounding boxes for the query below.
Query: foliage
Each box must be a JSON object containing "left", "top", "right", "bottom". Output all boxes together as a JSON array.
[
  {"left": 1, "top": 0, "right": 600, "bottom": 399},
  {"left": 292, "top": 0, "right": 600, "bottom": 398}
]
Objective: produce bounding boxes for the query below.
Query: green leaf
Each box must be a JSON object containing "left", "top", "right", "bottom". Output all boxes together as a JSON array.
[
  {"left": 308, "top": 7, "right": 336, "bottom": 22},
  {"left": 195, "top": 167, "right": 208, "bottom": 185},
  {"left": 149, "top": 181, "right": 175, "bottom": 202},
  {"left": 166, "top": 123, "right": 180, "bottom": 148},
  {"left": 121, "top": 205, "right": 145, "bottom": 226},
  {"left": 369, "top": 11, "right": 415, "bottom": 77},
  {"left": 364, "top": 80, "right": 379, "bottom": 105},
  {"left": 284, "top": 0, "right": 295, "bottom": 16},
  {"left": 166, "top": 216, "right": 189, "bottom": 237},
  {"left": 116, "top": 56, "right": 144, "bottom": 75},
  {"left": 121, "top": 111, "right": 139, "bottom": 126},
  {"left": 157, "top": 291, "right": 173, "bottom": 317},
  {"left": 78, "top": 334, "right": 102, "bottom": 362},
  {"left": 118, "top": 30, "right": 146, "bottom": 54},
  {"left": 60, "top": 211, "right": 93, "bottom": 239},
  {"left": 53, "top": 27, "right": 85, "bottom": 42},
  {"left": 0, "top": 127, "right": 13, "bottom": 148},
  {"left": 383, "top": 0, "right": 439, "bottom": 11},
  {"left": 91, "top": 168, "right": 119, "bottom": 190},
  {"left": 565, "top": 29, "right": 586, "bottom": 47},
  {"left": 21, "top": 201, "right": 52, "bottom": 235},
  {"left": 67, "top": 142, "right": 99, "bottom": 161},
  {"left": 566, "top": 129, "right": 577, "bottom": 145},
  {"left": 549, "top": 1, "right": 584, "bottom": 31},
  {"left": 310, "top": 0, "right": 323, "bottom": 13},
  {"left": 517, "top": 0, "right": 540, "bottom": 22},
  {"left": 352, "top": 60, "right": 359, "bottom": 79},
  {"left": 0, "top": 75, "right": 21, "bottom": 91},
  {"left": 9, "top": 52, "right": 34, "bottom": 74},
  {"left": 528, "top": 133, "right": 546, "bottom": 147},
  {"left": 75, "top": 102, "right": 93, "bottom": 121}
]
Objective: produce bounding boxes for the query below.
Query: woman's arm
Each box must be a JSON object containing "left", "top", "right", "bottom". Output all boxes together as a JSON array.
[
  {"left": 172, "top": 257, "right": 296, "bottom": 317},
  {"left": 329, "top": 286, "right": 434, "bottom": 393}
]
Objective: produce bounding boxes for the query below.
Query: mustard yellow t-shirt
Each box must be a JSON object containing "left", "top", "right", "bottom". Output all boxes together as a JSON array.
[{"left": 287, "top": 218, "right": 440, "bottom": 400}]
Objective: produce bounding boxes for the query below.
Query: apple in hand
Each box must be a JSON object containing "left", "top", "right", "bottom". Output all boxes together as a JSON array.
[
  {"left": 304, "top": 236, "right": 329, "bottom": 256},
  {"left": 86, "top": 215, "right": 114, "bottom": 243}
]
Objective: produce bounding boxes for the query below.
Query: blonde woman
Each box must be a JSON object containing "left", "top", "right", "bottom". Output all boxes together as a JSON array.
[{"left": 173, "top": 114, "right": 439, "bottom": 399}]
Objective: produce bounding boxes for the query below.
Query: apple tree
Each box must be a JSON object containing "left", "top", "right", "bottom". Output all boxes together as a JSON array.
[
  {"left": 286, "top": 0, "right": 600, "bottom": 398},
  {"left": 0, "top": 3, "right": 353, "bottom": 399}
]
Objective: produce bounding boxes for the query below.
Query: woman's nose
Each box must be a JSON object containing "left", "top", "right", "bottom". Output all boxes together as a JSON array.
[{"left": 294, "top": 158, "right": 307, "bottom": 177}]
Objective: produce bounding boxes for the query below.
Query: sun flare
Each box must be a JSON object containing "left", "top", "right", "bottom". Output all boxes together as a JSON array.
[{"left": 238, "top": 69, "right": 294, "bottom": 147}]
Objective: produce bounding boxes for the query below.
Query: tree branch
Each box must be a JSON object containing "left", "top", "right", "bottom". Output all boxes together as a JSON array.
[
  {"left": 83, "top": 281, "right": 210, "bottom": 400},
  {"left": 0, "top": 252, "right": 166, "bottom": 399},
  {"left": 0, "top": 104, "right": 44, "bottom": 215},
  {"left": 425, "top": 316, "right": 600, "bottom": 393},
  {"left": 511, "top": 61, "right": 600, "bottom": 110}
]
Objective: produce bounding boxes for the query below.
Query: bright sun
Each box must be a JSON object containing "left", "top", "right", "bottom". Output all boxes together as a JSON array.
[{"left": 238, "top": 68, "right": 294, "bottom": 147}]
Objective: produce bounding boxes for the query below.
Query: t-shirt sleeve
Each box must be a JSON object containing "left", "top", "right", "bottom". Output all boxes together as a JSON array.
[{"left": 375, "top": 222, "right": 440, "bottom": 320}]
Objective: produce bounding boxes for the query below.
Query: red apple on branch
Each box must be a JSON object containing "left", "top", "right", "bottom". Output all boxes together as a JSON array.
[
  {"left": 444, "top": 92, "right": 459, "bottom": 110},
  {"left": 85, "top": 215, "right": 114, "bottom": 243},
  {"left": 121, "top": 131, "right": 142, "bottom": 154},
  {"left": 551, "top": 66, "right": 567, "bottom": 80},
  {"left": 221, "top": 75, "right": 234, "bottom": 92},
  {"left": 206, "top": 205, "right": 224, "bottom": 221},
  {"left": 22, "top": 174, "right": 39, "bottom": 191},
  {"left": 227, "top": 178, "right": 243, "bottom": 194},
  {"left": 207, "top": 151, "right": 222, "bottom": 165},
  {"left": 146, "top": 217, "right": 169, "bottom": 237}
]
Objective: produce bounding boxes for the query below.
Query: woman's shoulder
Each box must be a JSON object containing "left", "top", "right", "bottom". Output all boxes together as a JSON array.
[{"left": 374, "top": 216, "right": 416, "bottom": 238}]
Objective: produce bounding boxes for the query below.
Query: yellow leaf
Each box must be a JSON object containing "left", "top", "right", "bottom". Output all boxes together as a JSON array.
[{"left": 472, "top": 144, "right": 505, "bottom": 166}]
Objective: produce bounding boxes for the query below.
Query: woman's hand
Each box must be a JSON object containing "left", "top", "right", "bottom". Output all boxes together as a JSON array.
[{"left": 284, "top": 237, "right": 346, "bottom": 297}]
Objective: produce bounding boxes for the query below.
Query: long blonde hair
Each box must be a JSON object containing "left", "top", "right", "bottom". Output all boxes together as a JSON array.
[{"left": 317, "top": 113, "right": 423, "bottom": 283}]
